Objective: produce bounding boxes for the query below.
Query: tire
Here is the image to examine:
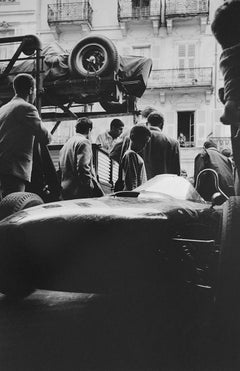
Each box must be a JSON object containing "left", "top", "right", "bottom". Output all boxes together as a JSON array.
[
  {"left": 216, "top": 196, "right": 240, "bottom": 326},
  {"left": 0, "top": 192, "right": 44, "bottom": 221},
  {"left": 69, "top": 35, "right": 120, "bottom": 78},
  {"left": 0, "top": 228, "right": 36, "bottom": 300}
]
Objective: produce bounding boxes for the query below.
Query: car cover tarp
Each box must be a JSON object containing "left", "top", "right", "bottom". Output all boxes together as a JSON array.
[
  {"left": 118, "top": 55, "right": 152, "bottom": 97},
  {"left": 0, "top": 42, "right": 152, "bottom": 98}
]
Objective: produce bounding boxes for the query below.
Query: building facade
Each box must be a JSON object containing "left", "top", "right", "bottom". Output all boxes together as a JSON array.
[{"left": 0, "top": 0, "right": 229, "bottom": 175}]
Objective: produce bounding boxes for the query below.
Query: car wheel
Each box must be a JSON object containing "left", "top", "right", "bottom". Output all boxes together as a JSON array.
[
  {"left": 0, "top": 235, "right": 36, "bottom": 300},
  {"left": 69, "top": 35, "right": 120, "bottom": 77},
  {"left": 216, "top": 196, "right": 240, "bottom": 325},
  {"left": 0, "top": 192, "right": 44, "bottom": 221}
]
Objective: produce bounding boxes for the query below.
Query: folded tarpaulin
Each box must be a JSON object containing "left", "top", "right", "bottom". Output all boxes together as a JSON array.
[{"left": 118, "top": 55, "right": 152, "bottom": 97}]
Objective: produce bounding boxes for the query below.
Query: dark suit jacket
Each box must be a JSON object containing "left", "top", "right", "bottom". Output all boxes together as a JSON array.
[
  {"left": 142, "top": 126, "right": 180, "bottom": 179},
  {"left": 110, "top": 126, "right": 180, "bottom": 180},
  {"left": 194, "top": 147, "right": 235, "bottom": 198}
]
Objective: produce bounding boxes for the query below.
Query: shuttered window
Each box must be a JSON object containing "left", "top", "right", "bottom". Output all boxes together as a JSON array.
[{"left": 178, "top": 43, "right": 196, "bottom": 69}]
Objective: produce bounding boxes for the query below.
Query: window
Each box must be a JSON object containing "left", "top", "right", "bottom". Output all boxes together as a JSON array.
[
  {"left": 0, "top": 46, "right": 8, "bottom": 60},
  {"left": 177, "top": 111, "right": 195, "bottom": 147},
  {"left": 178, "top": 43, "right": 196, "bottom": 78},
  {"left": 132, "top": 0, "right": 150, "bottom": 17}
]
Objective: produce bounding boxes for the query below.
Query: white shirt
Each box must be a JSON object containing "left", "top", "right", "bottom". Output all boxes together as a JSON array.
[{"left": 96, "top": 130, "right": 121, "bottom": 153}]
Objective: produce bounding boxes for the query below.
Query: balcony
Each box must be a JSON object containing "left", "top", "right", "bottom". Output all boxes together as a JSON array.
[
  {"left": 165, "top": 0, "right": 209, "bottom": 33},
  {"left": 118, "top": 0, "right": 161, "bottom": 36},
  {"left": 165, "top": 0, "right": 209, "bottom": 18},
  {"left": 148, "top": 67, "right": 213, "bottom": 103},
  {"left": 148, "top": 67, "right": 212, "bottom": 89},
  {"left": 48, "top": 1, "right": 93, "bottom": 33}
]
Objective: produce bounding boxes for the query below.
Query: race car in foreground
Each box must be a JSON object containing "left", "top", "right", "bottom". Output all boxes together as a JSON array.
[
  {"left": 0, "top": 34, "right": 152, "bottom": 114},
  {"left": 0, "top": 172, "right": 236, "bottom": 311}
]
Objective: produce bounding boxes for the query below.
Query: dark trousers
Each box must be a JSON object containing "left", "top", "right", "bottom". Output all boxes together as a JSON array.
[{"left": 0, "top": 174, "right": 26, "bottom": 200}]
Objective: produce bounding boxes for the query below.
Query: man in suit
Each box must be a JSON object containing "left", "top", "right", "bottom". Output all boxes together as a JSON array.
[
  {"left": 194, "top": 140, "right": 235, "bottom": 200},
  {"left": 110, "top": 110, "right": 180, "bottom": 180},
  {"left": 0, "top": 73, "right": 52, "bottom": 199},
  {"left": 59, "top": 117, "right": 104, "bottom": 200},
  {"left": 144, "top": 111, "right": 180, "bottom": 179}
]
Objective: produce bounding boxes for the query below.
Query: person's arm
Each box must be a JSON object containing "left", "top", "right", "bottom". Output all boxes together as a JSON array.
[
  {"left": 95, "top": 133, "right": 104, "bottom": 147},
  {"left": 194, "top": 152, "right": 207, "bottom": 186},
  {"left": 76, "top": 141, "right": 94, "bottom": 189},
  {"left": 22, "top": 104, "right": 52, "bottom": 144},
  {"left": 170, "top": 141, "right": 181, "bottom": 175},
  {"left": 122, "top": 152, "right": 139, "bottom": 191},
  {"left": 109, "top": 140, "right": 123, "bottom": 163},
  {"left": 110, "top": 137, "right": 130, "bottom": 163}
]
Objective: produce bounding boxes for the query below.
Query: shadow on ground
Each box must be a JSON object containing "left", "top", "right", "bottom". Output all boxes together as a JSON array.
[{"left": 0, "top": 288, "right": 235, "bottom": 371}]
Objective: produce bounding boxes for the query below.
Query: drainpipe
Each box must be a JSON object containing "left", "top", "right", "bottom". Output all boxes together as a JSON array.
[
  {"left": 214, "top": 39, "right": 218, "bottom": 109},
  {"left": 36, "top": 0, "right": 41, "bottom": 36}
]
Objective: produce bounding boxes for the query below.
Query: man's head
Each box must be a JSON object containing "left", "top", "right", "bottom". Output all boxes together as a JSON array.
[
  {"left": 211, "top": 1, "right": 240, "bottom": 49},
  {"left": 221, "top": 148, "right": 232, "bottom": 157},
  {"left": 130, "top": 125, "right": 151, "bottom": 153},
  {"left": 75, "top": 117, "right": 93, "bottom": 138},
  {"left": 13, "top": 73, "right": 36, "bottom": 103},
  {"left": 203, "top": 140, "right": 217, "bottom": 150},
  {"left": 147, "top": 111, "right": 164, "bottom": 130},
  {"left": 109, "top": 119, "right": 124, "bottom": 139},
  {"left": 141, "top": 106, "right": 156, "bottom": 119}
]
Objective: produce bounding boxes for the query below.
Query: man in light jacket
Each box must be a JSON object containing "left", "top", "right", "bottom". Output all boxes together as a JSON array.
[{"left": 59, "top": 117, "right": 104, "bottom": 200}]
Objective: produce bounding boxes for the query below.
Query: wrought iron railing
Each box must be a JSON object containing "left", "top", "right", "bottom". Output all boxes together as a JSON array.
[
  {"left": 48, "top": 1, "right": 93, "bottom": 25},
  {"left": 165, "top": 0, "right": 209, "bottom": 17},
  {"left": 148, "top": 67, "right": 212, "bottom": 88},
  {"left": 118, "top": 0, "right": 161, "bottom": 20},
  {"left": 48, "top": 144, "right": 119, "bottom": 194}
]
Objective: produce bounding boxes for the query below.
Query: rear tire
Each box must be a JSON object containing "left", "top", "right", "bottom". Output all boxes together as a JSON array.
[
  {"left": 216, "top": 197, "right": 240, "bottom": 327},
  {"left": 69, "top": 35, "right": 120, "bottom": 78},
  {"left": 0, "top": 192, "right": 44, "bottom": 221}
]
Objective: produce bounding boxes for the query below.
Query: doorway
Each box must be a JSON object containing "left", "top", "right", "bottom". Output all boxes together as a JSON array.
[{"left": 177, "top": 111, "right": 195, "bottom": 147}]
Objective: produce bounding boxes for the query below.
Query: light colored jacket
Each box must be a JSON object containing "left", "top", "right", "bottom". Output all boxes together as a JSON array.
[
  {"left": 0, "top": 96, "right": 51, "bottom": 181},
  {"left": 59, "top": 134, "right": 102, "bottom": 199}
]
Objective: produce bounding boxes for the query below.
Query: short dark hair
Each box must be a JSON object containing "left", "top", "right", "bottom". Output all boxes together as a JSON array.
[
  {"left": 141, "top": 106, "right": 156, "bottom": 119},
  {"left": 147, "top": 111, "right": 164, "bottom": 129},
  {"left": 75, "top": 117, "right": 93, "bottom": 134},
  {"left": 130, "top": 125, "right": 151, "bottom": 142},
  {"left": 203, "top": 140, "right": 217, "bottom": 149},
  {"left": 110, "top": 118, "right": 124, "bottom": 130},
  {"left": 13, "top": 73, "right": 35, "bottom": 95},
  {"left": 221, "top": 148, "right": 232, "bottom": 157},
  {"left": 211, "top": 1, "right": 240, "bottom": 49}
]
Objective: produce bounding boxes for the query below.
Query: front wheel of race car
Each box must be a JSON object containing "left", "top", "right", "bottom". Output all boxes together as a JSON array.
[
  {"left": 0, "top": 192, "right": 44, "bottom": 221},
  {"left": 69, "top": 35, "right": 120, "bottom": 78},
  {"left": 216, "top": 196, "right": 240, "bottom": 326}
]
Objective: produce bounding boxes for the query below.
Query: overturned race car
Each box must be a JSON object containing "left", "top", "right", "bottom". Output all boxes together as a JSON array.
[{"left": 0, "top": 34, "right": 152, "bottom": 113}]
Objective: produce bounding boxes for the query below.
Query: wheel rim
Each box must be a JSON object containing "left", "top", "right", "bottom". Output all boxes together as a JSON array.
[{"left": 76, "top": 43, "right": 108, "bottom": 75}]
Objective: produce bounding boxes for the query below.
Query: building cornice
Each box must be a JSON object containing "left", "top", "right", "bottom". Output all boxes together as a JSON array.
[{"left": 0, "top": 10, "right": 35, "bottom": 16}]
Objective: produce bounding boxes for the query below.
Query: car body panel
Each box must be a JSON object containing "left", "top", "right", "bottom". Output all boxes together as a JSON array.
[{"left": 0, "top": 175, "right": 221, "bottom": 295}]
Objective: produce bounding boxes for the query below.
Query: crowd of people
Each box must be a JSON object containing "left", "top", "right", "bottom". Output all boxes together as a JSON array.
[{"left": 0, "top": 72, "right": 237, "bottom": 203}]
